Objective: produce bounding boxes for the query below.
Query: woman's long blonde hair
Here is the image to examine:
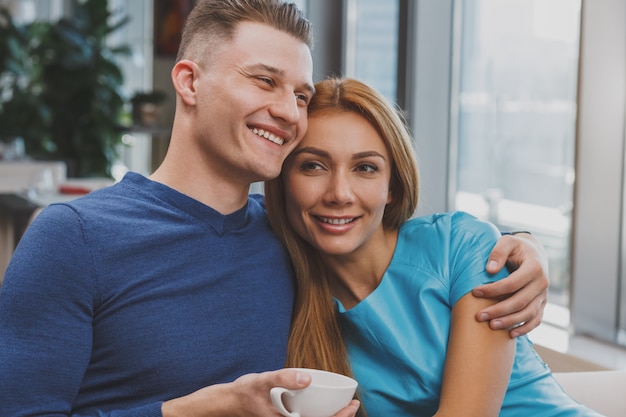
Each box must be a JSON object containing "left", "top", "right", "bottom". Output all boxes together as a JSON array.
[{"left": 265, "top": 77, "right": 420, "bottom": 378}]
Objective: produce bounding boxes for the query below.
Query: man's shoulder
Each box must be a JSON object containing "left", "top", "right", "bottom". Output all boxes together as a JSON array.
[{"left": 248, "top": 193, "right": 266, "bottom": 209}]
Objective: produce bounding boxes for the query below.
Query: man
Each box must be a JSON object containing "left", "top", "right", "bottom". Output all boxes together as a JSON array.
[{"left": 0, "top": 1, "right": 548, "bottom": 416}]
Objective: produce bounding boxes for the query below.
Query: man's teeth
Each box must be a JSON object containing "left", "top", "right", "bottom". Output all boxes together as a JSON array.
[
  {"left": 320, "top": 217, "right": 355, "bottom": 225},
  {"left": 251, "top": 128, "right": 284, "bottom": 145}
]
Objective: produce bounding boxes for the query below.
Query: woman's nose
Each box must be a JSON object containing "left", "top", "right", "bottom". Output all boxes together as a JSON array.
[{"left": 323, "top": 171, "right": 355, "bottom": 206}]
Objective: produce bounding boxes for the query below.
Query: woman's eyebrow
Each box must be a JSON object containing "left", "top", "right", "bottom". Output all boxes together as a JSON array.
[
  {"left": 291, "top": 147, "right": 386, "bottom": 161},
  {"left": 353, "top": 151, "right": 386, "bottom": 160},
  {"left": 291, "top": 147, "right": 329, "bottom": 158}
]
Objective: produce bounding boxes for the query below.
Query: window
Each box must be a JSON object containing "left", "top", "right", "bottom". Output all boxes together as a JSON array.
[
  {"left": 450, "top": 0, "right": 581, "bottom": 313},
  {"left": 108, "top": 0, "right": 154, "bottom": 178},
  {"left": 344, "top": 0, "right": 399, "bottom": 102}
]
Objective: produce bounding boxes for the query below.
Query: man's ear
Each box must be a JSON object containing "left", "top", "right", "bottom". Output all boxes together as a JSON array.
[{"left": 171, "top": 59, "right": 198, "bottom": 106}]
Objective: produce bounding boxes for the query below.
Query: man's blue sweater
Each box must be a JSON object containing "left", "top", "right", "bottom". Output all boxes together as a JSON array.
[{"left": 0, "top": 172, "right": 295, "bottom": 416}]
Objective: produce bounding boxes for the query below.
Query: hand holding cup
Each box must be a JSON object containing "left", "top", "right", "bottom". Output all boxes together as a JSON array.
[{"left": 270, "top": 368, "right": 358, "bottom": 417}]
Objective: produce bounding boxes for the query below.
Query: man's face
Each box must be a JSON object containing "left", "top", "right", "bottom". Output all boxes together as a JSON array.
[{"left": 192, "top": 21, "right": 314, "bottom": 185}]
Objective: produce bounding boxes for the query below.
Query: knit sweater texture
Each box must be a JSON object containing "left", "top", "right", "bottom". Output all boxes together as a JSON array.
[{"left": 0, "top": 172, "right": 295, "bottom": 416}]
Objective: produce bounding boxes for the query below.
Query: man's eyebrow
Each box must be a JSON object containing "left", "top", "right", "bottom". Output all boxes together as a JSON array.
[
  {"left": 247, "top": 63, "right": 283, "bottom": 75},
  {"left": 246, "top": 63, "right": 315, "bottom": 96}
]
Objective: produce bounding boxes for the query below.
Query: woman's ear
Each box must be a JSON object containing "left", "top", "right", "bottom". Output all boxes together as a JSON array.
[{"left": 171, "top": 59, "right": 198, "bottom": 106}]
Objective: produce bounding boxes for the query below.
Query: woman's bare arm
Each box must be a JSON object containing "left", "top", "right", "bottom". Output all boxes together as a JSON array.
[{"left": 434, "top": 292, "right": 516, "bottom": 417}]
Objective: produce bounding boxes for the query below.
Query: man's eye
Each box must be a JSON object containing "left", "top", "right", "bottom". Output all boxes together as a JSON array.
[
  {"left": 296, "top": 93, "right": 309, "bottom": 104},
  {"left": 259, "top": 77, "right": 274, "bottom": 86}
]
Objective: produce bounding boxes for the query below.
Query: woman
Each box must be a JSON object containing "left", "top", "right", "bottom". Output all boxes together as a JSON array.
[{"left": 265, "top": 78, "right": 602, "bottom": 416}]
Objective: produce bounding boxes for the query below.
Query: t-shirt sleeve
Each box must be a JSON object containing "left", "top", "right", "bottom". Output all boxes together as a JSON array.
[{"left": 447, "top": 211, "right": 509, "bottom": 306}]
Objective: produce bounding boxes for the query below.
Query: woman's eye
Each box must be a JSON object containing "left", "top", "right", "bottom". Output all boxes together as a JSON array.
[
  {"left": 356, "top": 163, "right": 378, "bottom": 173},
  {"left": 299, "top": 161, "right": 323, "bottom": 171}
]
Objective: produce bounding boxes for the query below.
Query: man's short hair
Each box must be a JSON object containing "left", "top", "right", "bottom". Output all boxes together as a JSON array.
[{"left": 176, "top": 0, "right": 313, "bottom": 64}]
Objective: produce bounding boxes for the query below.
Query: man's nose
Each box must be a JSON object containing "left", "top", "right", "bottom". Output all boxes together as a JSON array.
[{"left": 269, "top": 91, "right": 301, "bottom": 125}]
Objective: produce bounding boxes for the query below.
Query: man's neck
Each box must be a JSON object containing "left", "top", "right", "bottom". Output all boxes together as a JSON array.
[{"left": 150, "top": 161, "right": 251, "bottom": 215}]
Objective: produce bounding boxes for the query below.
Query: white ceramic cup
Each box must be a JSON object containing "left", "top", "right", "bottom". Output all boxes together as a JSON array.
[{"left": 270, "top": 368, "right": 358, "bottom": 417}]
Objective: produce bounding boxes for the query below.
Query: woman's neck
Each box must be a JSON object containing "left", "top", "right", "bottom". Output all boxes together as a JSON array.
[{"left": 326, "top": 228, "right": 399, "bottom": 310}]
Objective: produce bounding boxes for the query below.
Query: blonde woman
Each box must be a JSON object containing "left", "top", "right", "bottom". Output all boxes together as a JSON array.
[{"left": 265, "top": 78, "right": 601, "bottom": 416}]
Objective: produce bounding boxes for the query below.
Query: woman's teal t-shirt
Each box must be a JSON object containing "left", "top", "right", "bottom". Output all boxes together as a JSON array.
[{"left": 336, "top": 211, "right": 602, "bottom": 417}]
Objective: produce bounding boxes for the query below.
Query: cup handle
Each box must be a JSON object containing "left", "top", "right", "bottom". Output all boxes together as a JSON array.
[{"left": 270, "top": 387, "right": 300, "bottom": 417}]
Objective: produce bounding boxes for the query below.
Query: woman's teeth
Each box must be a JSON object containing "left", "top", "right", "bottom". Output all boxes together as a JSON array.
[
  {"left": 251, "top": 128, "right": 284, "bottom": 145},
  {"left": 320, "top": 217, "right": 355, "bottom": 225}
]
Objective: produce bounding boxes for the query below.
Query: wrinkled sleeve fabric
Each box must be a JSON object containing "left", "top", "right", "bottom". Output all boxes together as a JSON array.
[{"left": 447, "top": 211, "right": 510, "bottom": 305}]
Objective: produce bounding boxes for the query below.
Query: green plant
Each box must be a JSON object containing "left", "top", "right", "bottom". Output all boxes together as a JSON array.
[
  {"left": 0, "top": 0, "right": 132, "bottom": 178},
  {"left": 0, "top": 7, "right": 50, "bottom": 152}
]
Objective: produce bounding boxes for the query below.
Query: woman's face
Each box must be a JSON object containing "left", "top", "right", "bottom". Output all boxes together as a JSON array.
[{"left": 283, "top": 111, "right": 393, "bottom": 257}]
